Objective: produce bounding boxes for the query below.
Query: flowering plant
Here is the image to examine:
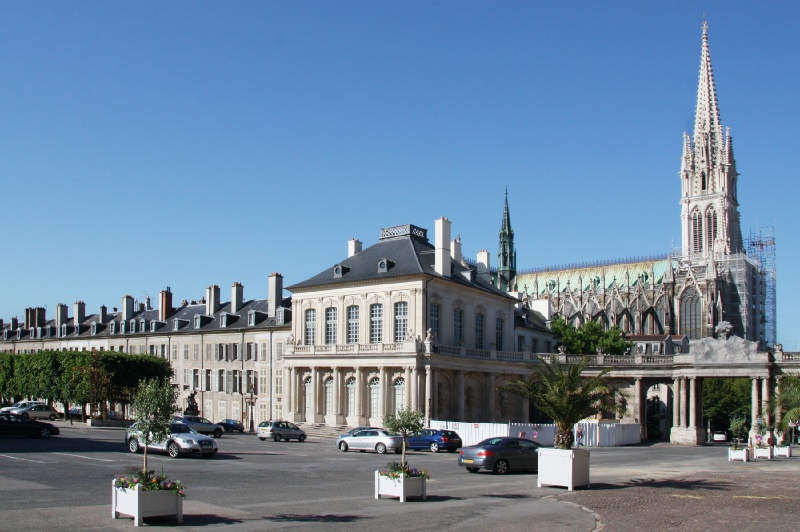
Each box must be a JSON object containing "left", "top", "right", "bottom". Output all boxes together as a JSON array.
[
  {"left": 114, "top": 468, "right": 186, "bottom": 498},
  {"left": 380, "top": 461, "right": 430, "bottom": 480}
]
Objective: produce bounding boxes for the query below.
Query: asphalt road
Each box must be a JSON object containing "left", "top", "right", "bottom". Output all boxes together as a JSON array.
[{"left": 0, "top": 424, "right": 798, "bottom": 531}]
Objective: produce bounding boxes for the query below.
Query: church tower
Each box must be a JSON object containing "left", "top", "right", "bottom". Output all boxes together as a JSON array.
[
  {"left": 497, "top": 188, "right": 516, "bottom": 291},
  {"left": 680, "top": 21, "right": 743, "bottom": 258}
]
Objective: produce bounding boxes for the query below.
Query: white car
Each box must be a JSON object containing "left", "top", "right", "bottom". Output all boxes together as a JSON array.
[
  {"left": 0, "top": 400, "right": 46, "bottom": 414},
  {"left": 337, "top": 429, "right": 403, "bottom": 454},
  {"left": 126, "top": 422, "right": 218, "bottom": 458}
]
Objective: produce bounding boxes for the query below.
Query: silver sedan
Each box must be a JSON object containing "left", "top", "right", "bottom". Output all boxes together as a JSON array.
[{"left": 337, "top": 429, "right": 402, "bottom": 454}]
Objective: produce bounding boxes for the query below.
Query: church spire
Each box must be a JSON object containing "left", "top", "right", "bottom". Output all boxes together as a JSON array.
[
  {"left": 497, "top": 188, "right": 516, "bottom": 291},
  {"left": 693, "top": 19, "right": 723, "bottom": 164}
]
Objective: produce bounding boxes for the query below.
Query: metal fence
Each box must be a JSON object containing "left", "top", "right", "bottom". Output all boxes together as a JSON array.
[{"left": 430, "top": 420, "right": 642, "bottom": 448}]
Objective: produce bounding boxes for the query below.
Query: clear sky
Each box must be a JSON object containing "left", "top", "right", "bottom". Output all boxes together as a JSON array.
[{"left": 1, "top": 2, "right": 798, "bottom": 349}]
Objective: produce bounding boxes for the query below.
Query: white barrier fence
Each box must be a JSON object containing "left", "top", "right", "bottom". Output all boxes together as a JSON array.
[{"left": 429, "top": 420, "right": 642, "bottom": 448}]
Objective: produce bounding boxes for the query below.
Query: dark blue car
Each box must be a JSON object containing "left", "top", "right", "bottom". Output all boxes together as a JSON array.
[
  {"left": 218, "top": 419, "right": 245, "bottom": 433},
  {"left": 407, "top": 429, "right": 462, "bottom": 453}
]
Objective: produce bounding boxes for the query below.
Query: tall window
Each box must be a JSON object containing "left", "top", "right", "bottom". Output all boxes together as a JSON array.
[
  {"left": 304, "top": 309, "right": 316, "bottom": 345},
  {"left": 706, "top": 208, "right": 718, "bottom": 253},
  {"left": 346, "top": 377, "right": 356, "bottom": 417},
  {"left": 370, "top": 304, "right": 383, "bottom": 343},
  {"left": 369, "top": 377, "right": 380, "bottom": 418},
  {"left": 453, "top": 308, "right": 464, "bottom": 344},
  {"left": 475, "top": 313, "right": 484, "bottom": 349},
  {"left": 347, "top": 305, "right": 359, "bottom": 344},
  {"left": 393, "top": 378, "right": 405, "bottom": 413},
  {"left": 495, "top": 318, "right": 504, "bottom": 351},
  {"left": 274, "top": 369, "right": 283, "bottom": 395},
  {"left": 394, "top": 302, "right": 408, "bottom": 343},
  {"left": 680, "top": 287, "right": 702, "bottom": 340},
  {"left": 325, "top": 307, "right": 337, "bottom": 345},
  {"left": 183, "top": 345, "right": 189, "bottom": 360},
  {"left": 324, "top": 377, "right": 334, "bottom": 416},
  {"left": 429, "top": 303, "right": 440, "bottom": 341},
  {"left": 692, "top": 209, "right": 703, "bottom": 255}
]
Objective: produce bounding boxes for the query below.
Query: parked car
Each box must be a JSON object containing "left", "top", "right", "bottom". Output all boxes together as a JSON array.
[
  {"left": 337, "top": 428, "right": 402, "bottom": 454},
  {"left": 458, "top": 437, "right": 541, "bottom": 474},
  {"left": 172, "top": 415, "right": 224, "bottom": 438},
  {"left": 408, "top": 429, "right": 463, "bottom": 453},
  {"left": 713, "top": 430, "right": 730, "bottom": 442},
  {"left": 257, "top": 420, "right": 306, "bottom": 442},
  {"left": 126, "top": 422, "right": 218, "bottom": 458},
  {"left": 338, "top": 426, "right": 379, "bottom": 438},
  {"left": 68, "top": 407, "right": 85, "bottom": 419},
  {"left": 10, "top": 404, "right": 61, "bottom": 421},
  {"left": 0, "top": 400, "right": 46, "bottom": 414},
  {"left": 218, "top": 419, "right": 245, "bottom": 433},
  {"left": 0, "top": 413, "right": 60, "bottom": 438}
]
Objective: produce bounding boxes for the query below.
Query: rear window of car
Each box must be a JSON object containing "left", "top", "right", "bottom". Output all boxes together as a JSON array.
[{"left": 443, "top": 431, "right": 459, "bottom": 438}]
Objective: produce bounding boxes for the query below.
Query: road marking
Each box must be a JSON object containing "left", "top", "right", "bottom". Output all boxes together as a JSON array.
[
  {"left": 52, "top": 452, "right": 115, "bottom": 462},
  {"left": 0, "top": 454, "right": 49, "bottom": 463}
]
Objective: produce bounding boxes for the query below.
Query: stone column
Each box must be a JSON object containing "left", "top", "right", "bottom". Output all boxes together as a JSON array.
[
  {"left": 762, "top": 377, "right": 771, "bottom": 427},
  {"left": 311, "top": 367, "right": 319, "bottom": 419},
  {"left": 429, "top": 368, "right": 438, "bottom": 421},
  {"left": 379, "top": 366, "right": 387, "bottom": 420},
  {"left": 404, "top": 367, "right": 412, "bottom": 410},
  {"left": 487, "top": 373, "right": 496, "bottom": 422},
  {"left": 332, "top": 367, "right": 341, "bottom": 418},
  {"left": 289, "top": 367, "right": 297, "bottom": 415},
  {"left": 411, "top": 367, "right": 419, "bottom": 410},
  {"left": 752, "top": 377, "right": 760, "bottom": 427},
  {"left": 355, "top": 367, "right": 363, "bottom": 421},
  {"left": 457, "top": 370, "right": 465, "bottom": 420},
  {"left": 672, "top": 377, "right": 680, "bottom": 429},
  {"left": 635, "top": 378, "right": 645, "bottom": 442},
  {"left": 689, "top": 377, "right": 697, "bottom": 428},
  {"left": 775, "top": 376, "right": 782, "bottom": 429},
  {"left": 679, "top": 378, "right": 687, "bottom": 428},
  {"left": 424, "top": 367, "right": 433, "bottom": 423}
]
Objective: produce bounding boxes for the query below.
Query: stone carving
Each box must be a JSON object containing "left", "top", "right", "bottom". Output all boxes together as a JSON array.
[{"left": 715, "top": 321, "right": 734, "bottom": 339}]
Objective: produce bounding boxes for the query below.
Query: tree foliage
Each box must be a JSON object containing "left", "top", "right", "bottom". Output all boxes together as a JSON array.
[
  {"left": 772, "top": 375, "right": 800, "bottom": 434},
  {"left": 130, "top": 378, "right": 178, "bottom": 473},
  {"left": 702, "top": 378, "right": 750, "bottom": 430},
  {"left": 383, "top": 406, "right": 425, "bottom": 467},
  {"left": 550, "top": 318, "right": 631, "bottom": 355},
  {"left": 501, "top": 355, "right": 615, "bottom": 449}
]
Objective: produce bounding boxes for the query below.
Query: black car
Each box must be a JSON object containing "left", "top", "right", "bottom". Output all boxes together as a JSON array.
[
  {"left": 218, "top": 419, "right": 245, "bottom": 432},
  {"left": 0, "top": 413, "right": 60, "bottom": 438},
  {"left": 458, "top": 437, "right": 541, "bottom": 474}
]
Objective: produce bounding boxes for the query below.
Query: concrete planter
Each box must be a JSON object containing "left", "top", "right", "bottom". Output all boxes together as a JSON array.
[
  {"left": 728, "top": 448, "right": 749, "bottom": 462},
  {"left": 374, "top": 471, "right": 427, "bottom": 502},
  {"left": 537, "top": 448, "right": 590, "bottom": 491},
  {"left": 774, "top": 446, "right": 791, "bottom": 458},
  {"left": 112, "top": 482, "right": 183, "bottom": 526},
  {"left": 753, "top": 446, "right": 773, "bottom": 460}
]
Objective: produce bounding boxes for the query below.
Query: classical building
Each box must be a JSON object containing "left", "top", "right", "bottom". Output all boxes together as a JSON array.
[
  {"left": 0, "top": 275, "right": 292, "bottom": 425},
  {"left": 510, "top": 22, "right": 772, "bottom": 351}
]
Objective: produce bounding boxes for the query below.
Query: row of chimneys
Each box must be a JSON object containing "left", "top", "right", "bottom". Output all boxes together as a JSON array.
[
  {"left": 345, "top": 217, "right": 492, "bottom": 284},
  {"left": 6, "top": 273, "right": 284, "bottom": 330}
]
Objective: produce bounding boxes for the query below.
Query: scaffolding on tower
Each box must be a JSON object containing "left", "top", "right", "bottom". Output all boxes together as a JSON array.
[{"left": 745, "top": 227, "right": 777, "bottom": 348}]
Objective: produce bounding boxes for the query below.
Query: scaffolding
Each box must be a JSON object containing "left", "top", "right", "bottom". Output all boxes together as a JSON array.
[{"left": 745, "top": 227, "right": 777, "bottom": 348}]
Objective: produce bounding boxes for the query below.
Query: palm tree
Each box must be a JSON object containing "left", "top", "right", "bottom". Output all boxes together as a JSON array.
[
  {"left": 771, "top": 375, "right": 800, "bottom": 441},
  {"left": 501, "top": 355, "right": 615, "bottom": 449}
]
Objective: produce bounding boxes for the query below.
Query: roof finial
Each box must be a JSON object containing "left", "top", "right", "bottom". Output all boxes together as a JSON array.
[{"left": 702, "top": 16, "right": 708, "bottom": 38}]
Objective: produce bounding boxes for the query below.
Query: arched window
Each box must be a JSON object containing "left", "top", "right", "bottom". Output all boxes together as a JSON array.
[
  {"left": 369, "top": 377, "right": 380, "bottom": 418},
  {"left": 324, "top": 377, "right": 334, "bottom": 416},
  {"left": 706, "top": 208, "right": 718, "bottom": 253},
  {"left": 692, "top": 209, "right": 703, "bottom": 255},
  {"left": 346, "top": 377, "right": 356, "bottom": 417},
  {"left": 393, "top": 378, "right": 406, "bottom": 413},
  {"left": 680, "top": 287, "right": 702, "bottom": 340}
]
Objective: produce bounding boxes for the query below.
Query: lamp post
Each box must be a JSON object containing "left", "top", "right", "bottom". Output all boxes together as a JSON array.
[{"left": 246, "top": 385, "right": 256, "bottom": 433}]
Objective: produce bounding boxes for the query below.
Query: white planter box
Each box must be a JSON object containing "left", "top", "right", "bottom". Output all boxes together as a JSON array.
[
  {"left": 774, "top": 446, "right": 791, "bottom": 458},
  {"left": 374, "top": 471, "right": 427, "bottom": 502},
  {"left": 753, "top": 446, "right": 773, "bottom": 460},
  {"left": 728, "top": 448, "right": 749, "bottom": 462},
  {"left": 537, "top": 448, "right": 590, "bottom": 491},
  {"left": 112, "top": 482, "right": 183, "bottom": 526}
]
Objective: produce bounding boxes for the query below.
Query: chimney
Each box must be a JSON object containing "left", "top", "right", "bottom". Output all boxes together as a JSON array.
[
  {"left": 56, "top": 303, "right": 69, "bottom": 327},
  {"left": 348, "top": 238, "right": 362, "bottom": 258},
  {"left": 231, "top": 282, "right": 243, "bottom": 314},
  {"left": 268, "top": 273, "right": 283, "bottom": 317},
  {"left": 99, "top": 305, "right": 108, "bottom": 323},
  {"left": 138, "top": 302, "right": 146, "bottom": 312},
  {"left": 10, "top": 317, "right": 18, "bottom": 329},
  {"left": 145, "top": 296, "right": 152, "bottom": 310},
  {"left": 24, "top": 308, "right": 32, "bottom": 329},
  {"left": 159, "top": 288, "right": 173, "bottom": 321},
  {"left": 434, "top": 217, "right": 451, "bottom": 278},
  {"left": 33, "top": 307, "right": 46, "bottom": 328},
  {"left": 477, "top": 250, "right": 491, "bottom": 284},
  {"left": 122, "top": 295, "right": 135, "bottom": 321},
  {"left": 0, "top": 319, "right": 3, "bottom": 331},
  {"left": 451, "top": 235, "right": 462, "bottom": 264},
  {"left": 73, "top": 301, "right": 86, "bottom": 326},
  {"left": 206, "top": 285, "right": 220, "bottom": 316}
]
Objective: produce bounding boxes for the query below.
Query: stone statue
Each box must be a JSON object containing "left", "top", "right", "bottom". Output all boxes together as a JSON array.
[
  {"left": 184, "top": 391, "right": 199, "bottom": 416},
  {"left": 714, "top": 321, "right": 734, "bottom": 339}
]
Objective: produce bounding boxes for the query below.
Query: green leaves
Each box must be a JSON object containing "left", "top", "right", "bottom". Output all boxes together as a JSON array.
[
  {"left": 383, "top": 406, "right": 425, "bottom": 467},
  {"left": 550, "top": 318, "right": 632, "bottom": 355}
]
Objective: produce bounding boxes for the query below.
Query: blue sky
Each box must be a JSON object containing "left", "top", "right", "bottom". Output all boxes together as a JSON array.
[{"left": 1, "top": 2, "right": 798, "bottom": 349}]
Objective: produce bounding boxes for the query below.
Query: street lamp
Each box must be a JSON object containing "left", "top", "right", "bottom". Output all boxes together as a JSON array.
[{"left": 246, "top": 385, "right": 257, "bottom": 433}]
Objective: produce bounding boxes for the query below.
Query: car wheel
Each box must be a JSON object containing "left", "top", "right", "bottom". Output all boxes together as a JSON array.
[
  {"left": 238, "top": 428, "right": 244, "bottom": 433},
  {"left": 39, "top": 428, "right": 51, "bottom": 439},
  {"left": 49, "top": 414, "right": 56, "bottom": 421},
  {"left": 22, "top": 413, "right": 29, "bottom": 419},
  {"left": 259, "top": 437, "right": 266, "bottom": 441},
  {"left": 167, "top": 442, "right": 181, "bottom": 458},
  {"left": 492, "top": 459, "right": 510, "bottom": 475},
  {"left": 376, "top": 443, "right": 387, "bottom": 454},
  {"left": 128, "top": 438, "right": 141, "bottom": 453},
  {"left": 214, "top": 428, "right": 223, "bottom": 438},
  {"left": 298, "top": 434, "right": 306, "bottom": 442},
  {"left": 466, "top": 467, "right": 480, "bottom": 473},
  {"left": 339, "top": 442, "right": 349, "bottom": 452},
  {"left": 203, "top": 453, "right": 215, "bottom": 459},
  {"left": 429, "top": 442, "right": 440, "bottom": 453},
  {"left": 274, "top": 434, "right": 282, "bottom": 442}
]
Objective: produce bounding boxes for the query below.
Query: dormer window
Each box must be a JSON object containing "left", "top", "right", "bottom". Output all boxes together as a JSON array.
[
  {"left": 173, "top": 320, "right": 180, "bottom": 331},
  {"left": 3, "top": 330, "right": 8, "bottom": 340},
  {"left": 110, "top": 321, "right": 117, "bottom": 334},
  {"left": 377, "top": 258, "right": 393, "bottom": 273},
  {"left": 276, "top": 308, "right": 285, "bottom": 325},
  {"left": 220, "top": 314, "right": 228, "bottom": 327},
  {"left": 194, "top": 314, "right": 202, "bottom": 329},
  {"left": 61, "top": 324, "right": 67, "bottom": 337},
  {"left": 248, "top": 310, "right": 255, "bottom": 326},
  {"left": 91, "top": 322, "right": 98, "bottom": 336},
  {"left": 139, "top": 318, "right": 147, "bottom": 331},
  {"left": 333, "top": 264, "right": 349, "bottom": 278},
  {"left": 130, "top": 319, "right": 137, "bottom": 333},
  {"left": 120, "top": 321, "right": 127, "bottom": 333},
  {"left": 150, "top": 321, "right": 157, "bottom": 332}
]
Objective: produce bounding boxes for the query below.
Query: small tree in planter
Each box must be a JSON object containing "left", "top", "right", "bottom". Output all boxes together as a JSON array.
[
  {"left": 501, "top": 355, "right": 614, "bottom": 491},
  {"left": 377, "top": 407, "right": 429, "bottom": 502},
  {"left": 129, "top": 378, "right": 178, "bottom": 475},
  {"left": 383, "top": 406, "right": 425, "bottom": 468}
]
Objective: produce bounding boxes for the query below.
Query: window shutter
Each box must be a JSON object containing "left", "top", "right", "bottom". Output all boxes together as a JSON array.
[{"left": 226, "top": 371, "right": 232, "bottom": 394}]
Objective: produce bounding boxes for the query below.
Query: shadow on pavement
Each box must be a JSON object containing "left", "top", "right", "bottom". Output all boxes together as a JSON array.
[
  {"left": 586, "top": 477, "right": 733, "bottom": 492},
  {"left": 263, "top": 514, "right": 371, "bottom": 523},
  {"left": 481, "top": 493, "right": 532, "bottom": 499},
  {"left": 143, "top": 514, "right": 244, "bottom": 526}
]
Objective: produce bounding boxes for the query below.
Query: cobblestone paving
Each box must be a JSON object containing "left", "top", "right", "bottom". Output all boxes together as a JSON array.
[{"left": 555, "top": 470, "right": 800, "bottom": 531}]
